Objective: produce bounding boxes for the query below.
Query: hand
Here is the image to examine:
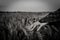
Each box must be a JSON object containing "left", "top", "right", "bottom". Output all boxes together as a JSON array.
[{"left": 25, "top": 21, "right": 47, "bottom": 31}]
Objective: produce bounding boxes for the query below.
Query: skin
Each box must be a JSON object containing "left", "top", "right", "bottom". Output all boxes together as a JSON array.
[
  {"left": 0, "top": 0, "right": 60, "bottom": 36},
  {"left": 0, "top": 0, "right": 59, "bottom": 35},
  {"left": 0, "top": 1, "right": 60, "bottom": 40}
]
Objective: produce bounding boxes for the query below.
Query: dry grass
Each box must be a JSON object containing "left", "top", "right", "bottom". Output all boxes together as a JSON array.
[{"left": 0, "top": 12, "right": 54, "bottom": 40}]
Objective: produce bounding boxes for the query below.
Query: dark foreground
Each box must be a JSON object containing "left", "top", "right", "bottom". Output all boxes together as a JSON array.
[{"left": 0, "top": 9, "right": 60, "bottom": 40}]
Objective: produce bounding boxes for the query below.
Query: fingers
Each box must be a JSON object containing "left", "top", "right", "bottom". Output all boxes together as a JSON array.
[
  {"left": 30, "top": 21, "right": 41, "bottom": 31},
  {"left": 37, "top": 23, "right": 47, "bottom": 31},
  {"left": 25, "top": 21, "right": 40, "bottom": 31},
  {"left": 25, "top": 21, "right": 47, "bottom": 32}
]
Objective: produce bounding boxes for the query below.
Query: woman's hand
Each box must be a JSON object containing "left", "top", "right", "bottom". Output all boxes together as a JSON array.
[{"left": 25, "top": 21, "right": 47, "bottom": 31}]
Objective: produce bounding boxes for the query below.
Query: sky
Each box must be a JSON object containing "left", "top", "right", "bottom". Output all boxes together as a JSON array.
[{"left": 0, "top": 0, "right": 60, "bottom": 12}]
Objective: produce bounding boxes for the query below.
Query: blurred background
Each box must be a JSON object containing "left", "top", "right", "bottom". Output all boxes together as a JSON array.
[{"left": 0, "top": 0, "right": 60, "bottom": 12}]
